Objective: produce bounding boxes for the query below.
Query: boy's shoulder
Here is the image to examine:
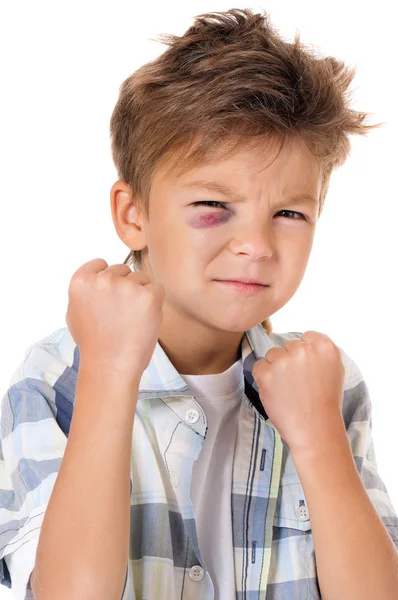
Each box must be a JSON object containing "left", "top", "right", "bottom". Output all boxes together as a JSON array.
[
  {"left": 9, "top": 325, "right": 364, "bottom": 417},
  {"left": 8, "top": 326, "right": 77, "bottom": 388},
  {"left": 15, "top": 325, "right": 362, "bottom": 387}
]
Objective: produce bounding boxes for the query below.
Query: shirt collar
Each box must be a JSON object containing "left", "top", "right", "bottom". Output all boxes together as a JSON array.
[{"left": 138, "top": 323, "right": 276, "bottom": 402}]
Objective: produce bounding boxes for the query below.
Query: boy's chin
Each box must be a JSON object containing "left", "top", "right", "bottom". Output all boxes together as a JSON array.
[{"left": 209, "top": 314, "right": 265, "bottom": 333}]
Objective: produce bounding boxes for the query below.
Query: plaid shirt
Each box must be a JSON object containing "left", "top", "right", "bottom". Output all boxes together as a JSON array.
[{"left": 0, "top": 324, "right": 397, "bottom": 599}]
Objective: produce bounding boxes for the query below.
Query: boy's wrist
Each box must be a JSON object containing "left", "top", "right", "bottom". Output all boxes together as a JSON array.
[{"left": 78, "top": 354, "right": 143, "bottom": 388}]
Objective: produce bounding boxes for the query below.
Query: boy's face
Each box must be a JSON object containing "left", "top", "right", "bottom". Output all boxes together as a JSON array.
[{"left": 111, "top": 136, "right": 322, "bottom": 348}]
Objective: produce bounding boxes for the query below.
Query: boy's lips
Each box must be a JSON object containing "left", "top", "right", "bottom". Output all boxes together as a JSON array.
[
  {"left": 214, "top": 279, "right": 270, "bottom": 295},
  {"left": 215, "top": 278, "right": 268, "bottom": 285}
]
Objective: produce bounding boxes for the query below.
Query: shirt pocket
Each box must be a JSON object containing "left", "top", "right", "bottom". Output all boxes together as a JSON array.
[{"left": 268, "top": 481, "right": 322, "bottom": 600}]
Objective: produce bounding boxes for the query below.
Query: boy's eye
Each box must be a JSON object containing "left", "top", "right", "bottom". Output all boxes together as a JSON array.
[
  {"left": 276, "top": 209, "right": 306, "bottom": 220},
  {"left": 193, "top": 201, "right": 226, "bottom": 209},
  {"left": 192, "top": 201, "right": 306, "bottom": 220}
]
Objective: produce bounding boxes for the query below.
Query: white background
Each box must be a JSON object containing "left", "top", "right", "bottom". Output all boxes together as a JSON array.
[{"left": 0, "top": 1, "right": 397, "bottom": 597}]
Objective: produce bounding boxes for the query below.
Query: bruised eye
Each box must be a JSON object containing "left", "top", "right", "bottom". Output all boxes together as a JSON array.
[
  {"left": 192, "top": 201, "right": 226, "bottom": 209},
  {"left": 192, "top": 201, "right": 306, "bottom": 220}
]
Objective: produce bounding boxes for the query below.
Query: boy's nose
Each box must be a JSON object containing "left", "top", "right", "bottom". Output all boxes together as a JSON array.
[{"left": 229, "top": 225, "right": 274, "bottom": 260}]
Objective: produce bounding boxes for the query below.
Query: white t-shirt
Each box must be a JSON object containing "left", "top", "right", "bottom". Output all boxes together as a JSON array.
[{"left": 181, "top": 356, "right": 243, "bottom": 600}]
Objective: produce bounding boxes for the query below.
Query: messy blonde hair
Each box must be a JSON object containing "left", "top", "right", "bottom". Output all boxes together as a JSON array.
[{"left": 110, "top": 8, "right": 382, "bottom": 336}]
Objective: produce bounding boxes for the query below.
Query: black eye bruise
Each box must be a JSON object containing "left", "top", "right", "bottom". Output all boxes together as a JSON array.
[{"left": 192, "top": 201, "right": 307, "bottom": 220}]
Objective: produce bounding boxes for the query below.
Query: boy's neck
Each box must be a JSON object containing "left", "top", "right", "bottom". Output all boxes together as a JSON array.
[{"left": 157, "top": 330, "right": 244, "bottom": 376}]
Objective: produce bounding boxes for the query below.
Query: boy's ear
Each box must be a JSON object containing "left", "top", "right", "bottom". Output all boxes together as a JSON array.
[
  {"left": 110, "top": 180, "right": 147, "bottom": 251},
  {"left": 125, "top": 200, "right": 140, "bottom": 226}
]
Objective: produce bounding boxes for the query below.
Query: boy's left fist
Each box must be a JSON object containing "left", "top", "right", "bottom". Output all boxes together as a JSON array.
[{"left": 252, "top": 330, "right": 346, "bottom": 454}]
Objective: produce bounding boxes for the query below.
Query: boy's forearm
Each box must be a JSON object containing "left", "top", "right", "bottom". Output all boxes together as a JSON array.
[
  {"left": 291, "top": 425, "right": 398, "bottom": 600},
  {"left": 31, "top": 361, "right": 140, "bottom": 600}
]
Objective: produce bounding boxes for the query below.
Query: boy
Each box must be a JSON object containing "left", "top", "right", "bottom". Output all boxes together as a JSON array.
[{"left": 1, "top": 7, "right": 397, "bottom": 600}]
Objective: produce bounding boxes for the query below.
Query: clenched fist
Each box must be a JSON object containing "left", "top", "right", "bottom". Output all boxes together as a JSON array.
[
  {"left": 66, "top": 258, "right": 166, "bottom": 381},
  {"left": 252, "top": 331, "right": 346, "bottom": 454}
]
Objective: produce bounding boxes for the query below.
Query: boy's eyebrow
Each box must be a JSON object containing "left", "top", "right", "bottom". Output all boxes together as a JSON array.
[{"left": 180, "top": 179, "right": 319, "bottom": 207}]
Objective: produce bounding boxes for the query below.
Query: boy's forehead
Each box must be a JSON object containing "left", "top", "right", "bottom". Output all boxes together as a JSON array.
[
  {"left": 156, "top": 135, "right": 277, "bottom": 182},
  {"left": 153, "top": 135, "right": 323, "bottom": 196}
]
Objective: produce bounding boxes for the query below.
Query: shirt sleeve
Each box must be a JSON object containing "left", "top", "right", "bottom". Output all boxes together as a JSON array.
[
  {"left": 0, "top": 350, "right": 68, "bottom": 599},
  {"left": 4, "top": 537, "right": 38, "bottom": 599},
  {"left": 338, "top": 345, "right": 398, "bottom": 551}
]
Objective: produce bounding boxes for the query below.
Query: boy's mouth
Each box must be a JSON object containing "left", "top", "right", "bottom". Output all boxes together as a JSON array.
[
  {"left": 214, "top": 280, "right": 269, "bottom": 295},
  {"left": 216, "top": 277, "right": 268, "bottom": 285}
]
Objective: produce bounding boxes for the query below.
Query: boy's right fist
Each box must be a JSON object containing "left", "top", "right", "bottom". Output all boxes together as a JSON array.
[{"left": 65, "top": 258, "right": 166, "bottom": 381}]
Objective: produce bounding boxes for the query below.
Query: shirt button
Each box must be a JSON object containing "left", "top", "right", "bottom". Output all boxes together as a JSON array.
[
  {"left": 296, "top": 505, "right": 310, "bottom": 521},
  {"left": 189, "top": 565, "right": 204, "bottom": 581},
  {"left": 185, "top": 409, "right": 199, "bottom": 424}
]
